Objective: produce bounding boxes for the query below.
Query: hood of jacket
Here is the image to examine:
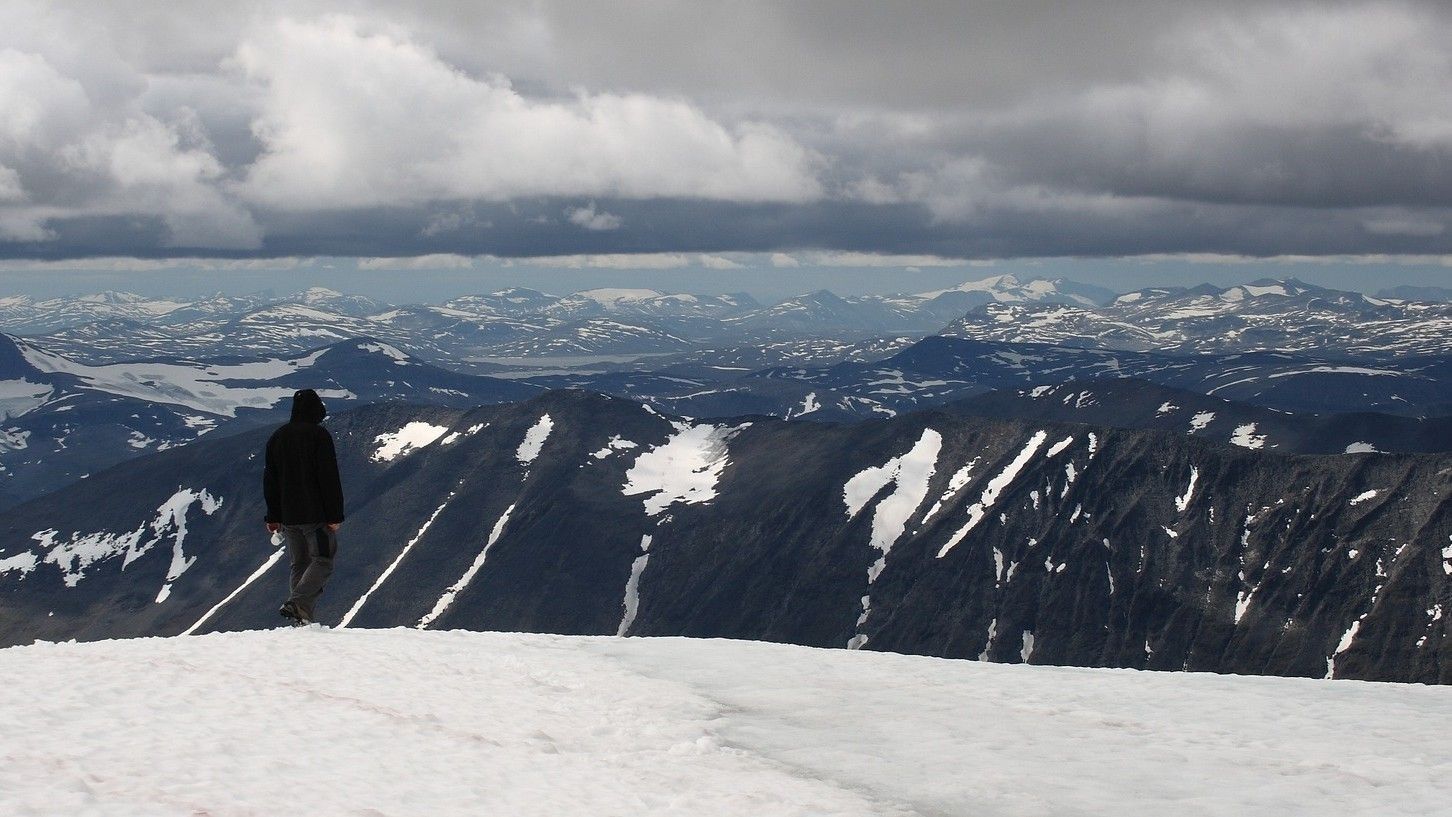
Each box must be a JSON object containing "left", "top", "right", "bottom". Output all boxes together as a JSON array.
[{"left": 290, "top": 388, "right": 328, "bottom": 423}]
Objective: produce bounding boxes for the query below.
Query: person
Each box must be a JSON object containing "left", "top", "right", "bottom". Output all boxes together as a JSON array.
[{"left": 263, "top": 388, "right": 345, "bottom": 625}]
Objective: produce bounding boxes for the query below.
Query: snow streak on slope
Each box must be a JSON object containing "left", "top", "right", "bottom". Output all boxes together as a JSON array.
[
  {"left": 841, "top": 428, "right": 943, "bottom": 649},
  {"left": 922, "top": 457, "right": 980, "bottom": 522},
  {"left": 623, "top": 422, "right": 749, "bottom": 516},
  {"left": 181, "top": 544, "right": 286, "bottom": 636},
  {"left": 341, "top": 483, "right": 463, "bottom": 628},
  {"left": 1045, "top": 435, "right": 1075, "bottom": 458},
  {"left": 4, "top": 630, "right": 1448, "bottom": 817},
  {"left": 439, "top": 423, "right": 487, "bottom": 447},
  {"left": 371, "top": 422, "right": 450, "bottom": 462},
  {"left": 419, "top": 504, "right": 515, "bottom": 628},
  {"left": 516, "top": 415, "right": 554, "bottom": 464},
  {"left": 616, "top": 534, "right": 654, "bottom": 637},
  {"left": 1175, "top": 467, "right": 1200, "bottom": 514},
  {"left": 938, "top": 431, "right": 1048, "bottom": 558}
]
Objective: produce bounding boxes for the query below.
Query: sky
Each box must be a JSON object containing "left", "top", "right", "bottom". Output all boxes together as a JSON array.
[{"left": 1, "top": 0, "right": 1450, "bottom": 299}]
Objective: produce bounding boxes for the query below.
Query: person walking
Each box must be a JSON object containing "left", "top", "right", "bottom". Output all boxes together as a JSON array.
[{"left": 263, "top": 388, "right": 345, "bottom": 625}]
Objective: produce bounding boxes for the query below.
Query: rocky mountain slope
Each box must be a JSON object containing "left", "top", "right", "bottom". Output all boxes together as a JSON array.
[
  {"left": 949, "top": 379, "right": 1452, "bottom": 455},
  {"left": 1, "top": 392, "right": 1447, "bottom": 683}
]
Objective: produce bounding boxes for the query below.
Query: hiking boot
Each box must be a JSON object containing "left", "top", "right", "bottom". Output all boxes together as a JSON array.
[{"left": 278, "top": 601, "right": 309, "bottom": 625}]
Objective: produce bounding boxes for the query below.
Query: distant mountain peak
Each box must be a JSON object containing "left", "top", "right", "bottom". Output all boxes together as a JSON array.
[
  {"left": 76, "top": 291, "right": 150, "bottom": 304},
  {"left": 295, "top": 287, "right": 344, "bottom": 301}
]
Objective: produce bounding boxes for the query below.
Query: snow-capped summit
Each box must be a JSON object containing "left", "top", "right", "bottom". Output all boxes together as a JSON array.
[
  {"left": 545, "top": 288, "right": 758, "bottom": 321},
  {"left": 948, "top": 277, "right": 1452, "bottom": 357},
  {"left": 279, "top": 287, "right": 386, "bottom": 317},
  {"left": 906, "top": 274, "right": 1110, "bottom": 309}
]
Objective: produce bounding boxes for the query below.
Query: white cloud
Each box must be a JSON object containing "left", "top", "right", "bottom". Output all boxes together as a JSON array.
[
  {"left": 357, "top": 254, "right": 478, "bottom": 269},
  {"left": 0, "top": 256, "right": 315, "bottom": 272},
  {"left": 518, "top": 253, "right": 693, "bottom": 269},
  {"left": 793, "top": 252, "right": 971, "bottom": 268},
  {"left": 769, "top": 252, "right": 800, "bottom": 268},
  {"left": 0, "top": 44, "right": 261, "bottom": 248},
  {"left": 233, "top": 17, "right": 821, "bottom": 211},
  {"left": 0, "top": 166, "right": 26, "bottom": 203},
  {"left": 699, "top": 254, "right": 743, "bottom": 269},
  {"left": 1363, "top": 217, "right": 1446, "bottom": 237},
  {"left": 566, "top": 203, "right": 622, "bottom": 231}
]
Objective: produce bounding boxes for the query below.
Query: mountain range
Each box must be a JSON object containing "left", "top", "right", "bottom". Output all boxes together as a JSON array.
[
  {"left": 943, "top": 278, "right": 1452, "bottom": 358},
  {"left": 1, "top": 392, "right": 1447, "bottom": 683},
  {"left": 0, "top": 335, "right": 538, "bottom": 509}
]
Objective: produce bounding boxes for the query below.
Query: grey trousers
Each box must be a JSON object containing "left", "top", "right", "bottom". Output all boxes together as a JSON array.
[{"left": 282, "top": 523, "right": 337, "bottom": 622}]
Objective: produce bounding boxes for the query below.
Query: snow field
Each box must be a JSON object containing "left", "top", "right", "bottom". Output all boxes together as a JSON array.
[
  {"left": 623, "top": 421, "right": 749, "bottom": 516},
  {"left": 1, "top": 630, "right": 909, "bottom": 817},
  {"left": 1, "top": 630, "right": 1448, "bottom": 817}
]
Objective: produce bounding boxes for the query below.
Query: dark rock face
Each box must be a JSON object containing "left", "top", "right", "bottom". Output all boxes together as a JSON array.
[
  {"left": 949, "top": 379, "right": 1452, "bottom": 455},
  {"left": 1, "top": 391, "right": 1448, "bottom": 684}
]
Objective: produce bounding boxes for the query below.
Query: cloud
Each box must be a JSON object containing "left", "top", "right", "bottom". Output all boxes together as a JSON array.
[
  {"left": 357, "top": 253, "right": 478, "bottom": 269},
  {"left": 1362, "top": 216, "right": 1446, "bottom": 237},
  {"left": 699, "top": 254, "right": 742, "bottom": 269},
  {"left": 232, "top": 17, "right": 821, "bottom": 210},
  {"left": 1, "top": 2, "right": 1451, "bottom": 264},
  {"left": 791, "top": 252, "right": 972, "bottom": 268},
  {"left": 566, "top": 203, "right": 622, "bottom": 231},
  {"left": 518, "top": 253, "right": 694, "bottom": 269}
]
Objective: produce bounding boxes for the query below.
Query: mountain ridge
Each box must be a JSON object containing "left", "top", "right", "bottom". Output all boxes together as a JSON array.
[{"left": 2, "top": 391, "right": 1447, "bottom": 683}]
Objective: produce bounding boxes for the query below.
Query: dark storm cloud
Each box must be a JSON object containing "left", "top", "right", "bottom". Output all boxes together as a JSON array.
[{"left": 0, "top": 0, "right": 1450, "bottom": 262}]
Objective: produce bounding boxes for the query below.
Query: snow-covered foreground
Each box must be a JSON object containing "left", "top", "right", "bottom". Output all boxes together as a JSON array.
[{"left": 1, "top": 630, "right": 1448, "bottom": 816}]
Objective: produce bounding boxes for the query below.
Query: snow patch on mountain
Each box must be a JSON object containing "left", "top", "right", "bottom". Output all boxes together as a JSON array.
[
  {"left": 842, "top": 428, "right": 943, "bottom": 648},
  {"left": 1231, "top": 423, "right": 1268, "bottom": 450},
  {"left": 0, "top": 550, "right": 38, "bottom": 577},
  {"left": 19, "top": 488, "right": 222, "bottom": 589},
  {"left": 623, "top": 422, "right": 750, "bottom": 516},
  {"left": 439, "top": 423, "right": 486, "bottom": 446},
  {"left": 18, "top": 341, "right": 339, "bottom": 417},
  {"left": 1045, "top": 435, "right": 1075, "bottom": 458},
  {"left": 0, "top": 378, "right": 54, "bottom": 420},
  {"left": 939, "top": 431, "right": 1049, "bottom": 558},
  {"left": 1349, "top": 490, "right": 1379, "bottom": 506},
  {"left": 592, "top": 435, "right": 639, "bottom": 459},
  {"left": 152, "top": 489, "right": 225, "bottom": 603},
  {"left": 1189, "top": 411, "right": 1215, "bottom": 432},
  {"left": 923, "top": 457, "right": 980, "bottom": 522},
  {"left": 355, "top": 341, "right": 411, "bottom": 364},
  {"left": 372, "top": 422, "right": 451, "bottom": 462},
  {"left": 516, "top": 415, "right": 555, "bottom": 464},
  {"left": 1175, "top": 467, "right": 1200, "bottom": 514}
]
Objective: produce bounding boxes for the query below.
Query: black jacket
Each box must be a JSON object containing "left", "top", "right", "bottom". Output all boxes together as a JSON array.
[{"left": 263, "top": 390, "right": 345, "bottom": 525}]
